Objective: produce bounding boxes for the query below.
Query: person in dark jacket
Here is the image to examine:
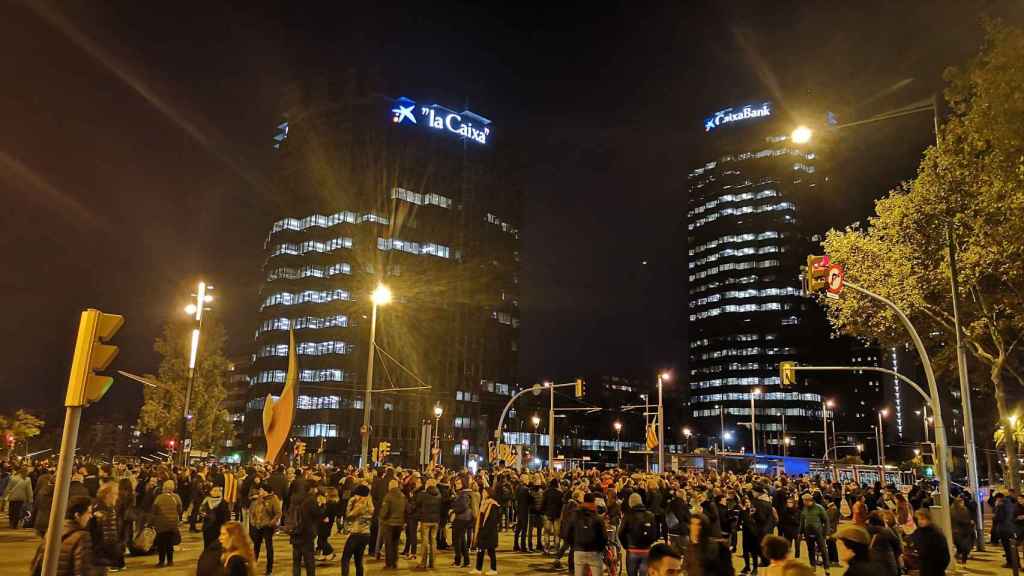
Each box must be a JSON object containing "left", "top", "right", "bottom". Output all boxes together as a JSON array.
[
  {"left": 687, "top": 513, "right": 734, "bottom": 576},
  {"left": 865, "top": 512, "right": 901, "bottom": 576},
  {"left": 436, "top": 474, "right": 452, "bottom": 550},
  {"left": 91, "top": 482, "right": 125, "bottom": 571},
  {"left": 992, "top": 492, "right": 1017, "bottom": 568},
  {"left": 152, "top": 480, "right": 183, "bottom": 567},
  {"left": 542, "top": 479, "right": 563, "bottom": 553},
  {"left": 666, "top": 489, "right": 692, "bottom": 553},
  {"left": 200, "top": 485, "right": 232, "bottom": 549},
  {"left": 379, "top": 480, "right": 408, "bottom": 569},
  {"left": 569, "top": 493, "right": 607, "bottom": 576},
  {"left": 473, "top": 487, "right": 502, "bottom": 574},
  {"left": 950, "top": 497, "right": 975, "bottom": 564},
  {"left": 415, "top": 479, "right": 442, "bottom": 569},
  {"left": 619, "top": 492, "right": 657, "bottom": 576},
  {"left": 836, "top": 524, "right": 882, "bottom": 576},
  {"left": 529, "top": 479, "right": 545, "bottom": 553},
  {"left": 513, "top": 476, "right": 533, "bottom": 552},
  {"left": 33, "top": 474, "right": 55, "bottom": 537},
  {"left": 450, "top": 477, "right": 474, "bottom": 568},
  {"left": 316, "top": 487, "right": 341, "bottom": 561},
  {"left": 777, "top": 498, "right": 800, "bottom": 547},
  {"left": 908, "top": 509, "right": 949, "bottom": 576},
  {"left": 291, "top": 488, "right": 326, "bottom": 576},
  {"left": 30, "top": 496, "right": 97, "bottom": 576}
]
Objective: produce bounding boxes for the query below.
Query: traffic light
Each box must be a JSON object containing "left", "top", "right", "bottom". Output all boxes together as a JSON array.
[
  {"left": 804, "top": 255, "right": 829, "bottom": 295},
  {"left": 379, "top": 441, "right": 391, "bottom": 458},
  {"left": 575, "top": 378, "right": 585, "bottom": 398},
  {"left": 167, "top": 439, "right": 176, "bottom": 451},
  {"left": 65, "top": 309, "right": 124, "bottom": 407},
  {"left": 779, "top": 361, "right": 797, "bottom": 386},
  {"left": 5, "top": 434, "right": 13, "bottom": 448}
]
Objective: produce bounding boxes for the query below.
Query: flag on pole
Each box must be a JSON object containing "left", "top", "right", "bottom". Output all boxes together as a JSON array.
[{"left": 646, "top": 417, "right": 659, "bottom": 450}]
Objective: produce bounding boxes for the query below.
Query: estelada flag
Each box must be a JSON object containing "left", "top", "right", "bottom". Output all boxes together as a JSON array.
[{"left": 646, "top": 418, "right": 659, "bottom": 450}]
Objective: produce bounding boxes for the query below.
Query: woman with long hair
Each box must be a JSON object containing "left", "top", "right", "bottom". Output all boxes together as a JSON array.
[
  {"left": 219, "top": 521, "right": 256, "bottom": 576},
  {"left": 472, "top": 487, "right": 501, "bottom": 575},
  {"left": 894, "top": 493, "right": 915, "bottom": 535}
]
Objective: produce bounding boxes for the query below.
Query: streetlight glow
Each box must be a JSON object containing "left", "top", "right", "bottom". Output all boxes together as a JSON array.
[
  {"left": 434, "top": 404, "right": 443, "bottom": 418},
  {"left": 613, "top": 421, "right": 622, "bottom": 432},
  {"left": 683, "top": 427, "right": 692, "bottom": 437},
  {"left": 880, "top": 408, "right": 889, "bottom": 417},
  {"left": 791, "top": 125, "right": 812, "bottom": 144},
  {"left": 371, "top": 284, "right": 392, "bottom": 306},
  {"left": 826, "top": 399, "right": 835, "bottom": 409},
  {"left": 660, "top": 371, "right": 671, "bottom": 382},
  {"left": 752, "top": 387, "right": 762, "bottom": 395},
  {"left": 184, "top": 303, "right": 197, "bottom": 315},
  {"left": 531, "top": 415, "right": 541, "bottom": 427}
]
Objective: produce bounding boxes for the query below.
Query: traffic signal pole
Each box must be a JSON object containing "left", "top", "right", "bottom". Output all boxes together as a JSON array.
[{"left": 41, "top": 407, "right": 82, "bottom": 576}]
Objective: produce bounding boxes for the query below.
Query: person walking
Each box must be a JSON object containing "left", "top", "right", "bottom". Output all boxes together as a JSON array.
[
  {"left": 864, "top": 512, "right": 900, "bottom": 576},
  {"left": 201, "top": 485, "right": 233, "bottom": 549},
  {"left": 569, "top": 493, "right": 608, "bottom": 576},
  {"left": 5, "top": 467, "right": 32, "bottom": 528},
  {"left": 341, "top": 484, "right": 373, "bottom": 576},
  {"left": 686, "top": 513, "right": 734, "bottom": 576},
  {"left": 316, "top": 487, "right": 340, "bottom": 561},
  {"left": 219, "top": 521, "right": 257, "bottom": 576},
  {"left": 907, "top": 508, "right": 949, "bottom": 576},
  {"left": 379, "top": 479, "right": 407, "bottom": 570},
  {"left": 950, "top": 497, "right": 975, "bottom": 564},
  {"left": 290, "top": 488, "right": 326, "bottom": 576},
  {"left": 415, "top": 479, "right": 442, "bottom": 569},
  {"left": 472, "top": 487, "right": 501, "bottom": 575},
  {"left": 992, "top": 492, "right": 1017, "bottom": 568},
  {"left": 29, "top": 496, "right": 97, "bottom": 576},
  {"left": 151, "top": 479, "right": 183, "bottom": 568},
  {"left": 619, "top": 492, "right": 657, "bottom": 576},
  {"left": 451, "top": 477, "right": 475, "bottom": 568},
  {"left": 249, "top": 485, "right": 282, "bottom": 576}
]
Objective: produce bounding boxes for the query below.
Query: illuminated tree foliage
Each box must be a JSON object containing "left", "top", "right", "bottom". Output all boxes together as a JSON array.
[
  {"left": 0, "top": 410, "right": 45, "bottom": 457},
  {"left": 137, "top": 319, "right": 233, "bottom": 452},
  {"left": 821, "top": 21, "right": 1024, "bottom": 488}
]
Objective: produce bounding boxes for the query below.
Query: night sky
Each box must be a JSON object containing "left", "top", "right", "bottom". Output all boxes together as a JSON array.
[{"left": 1, "top": 1, "right": 1017, "bottom": 421}]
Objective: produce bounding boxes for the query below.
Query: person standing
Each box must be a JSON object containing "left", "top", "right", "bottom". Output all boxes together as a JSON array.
[
  {"left": 436, "top": 472, "right": 453, "bottom": 551},
  {"left": 908, "top": 508, "right": 949, "bottom": 576},
  {"left": 249, "top": 485, "right": 282, "bottom": 576},
  {"left": 797, "top": 493, "right": 829, "bottom": 573},
  {"left": 151, "top": 480, "right": 183, "bottom": 568},
  {"left": 513, "top": 474, "right": 532, "bottom": 552},
  {"left": 569, "top": 493, "right": 608, "bottom": 576},
  {"left": 992, "top": 492, "right": 1017, "bottom": 568},
  {"left": 5, "top": 467, "right": 32, "bottom": 528},
  {"left": 472, "top": 487, "right": 501, "bottom": 575},
  {"left": 451, "top": 477, "right": 475, "bottom": 568},
  {"left": 201, "top": 485, "right": 232, "bottom": 549},
  {"left": 949, "top": 497, "right": 974, "bottom": 564},
  {"left": 290, "top": 488, "right": 326, "bottom": 576},
  {"left": 646, "top": 543, "right": 683, "bottom": 576},
  {"left": 341, "top": 484, "right": 374, "bottom": 576},
  {"left": 835, "top": 525, "right": 881, "bottom": 576},
  {"left": 415, "top": 479, "right": 442, "bottom": 569},
  {"left": 316, "top": 487, "right": 340, "bottom": 561},
  {"left": 91, "top": 482, "right": 125, "bottom": 571},
  {"left": 29, "top": 496, "right": 97, "bottom": 576},
  {"left": 379, "top": 479, "right": 407, "bottom": 569},
  {"left": 219, "top": 521, "right": 257, "bottom": 576},
  {"left": 619, "top": 492, "right": 657, "bottom": 576}
]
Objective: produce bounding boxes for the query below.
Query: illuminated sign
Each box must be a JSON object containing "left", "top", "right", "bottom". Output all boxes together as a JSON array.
[
  {"left": 704, "top": 102, "right": 772, "bottom": 132},
  {"left": 391, "top": 96, "right": 491, "bottom": 145}
]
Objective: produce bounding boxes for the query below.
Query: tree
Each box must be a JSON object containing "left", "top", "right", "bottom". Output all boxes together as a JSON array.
[
  {"left": 137, "top": 318, "right": 233, "bottom": 452},
  {"left": 0, "top": 410, "right": 45, "bottom": 457},
  {"left": 821, "top": 21, "right": 1024, "bottom": 488}
]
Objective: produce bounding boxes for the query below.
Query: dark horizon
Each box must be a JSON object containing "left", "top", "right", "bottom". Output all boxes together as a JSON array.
[{"left": 1, "top": 1, "right": 1017, "bottom": 422}]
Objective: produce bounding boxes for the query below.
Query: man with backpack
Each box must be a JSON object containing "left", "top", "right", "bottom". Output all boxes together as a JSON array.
[
  {"left": 570, "top": 493, "right": 608, "bottom": 576},
  {"left": 249, "top": 485, "right": 282, "bottom": 576},
  {"left": 287, "top": 487, "right": 325, "bottom": 576},
  {"left": 620, "top": 492, "right": 658, "bottom": 576}
]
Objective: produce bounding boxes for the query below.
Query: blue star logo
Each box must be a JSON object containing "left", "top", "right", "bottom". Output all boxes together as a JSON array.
[{"left": 392, "top": 97, "right": 417, "bottom": 125}]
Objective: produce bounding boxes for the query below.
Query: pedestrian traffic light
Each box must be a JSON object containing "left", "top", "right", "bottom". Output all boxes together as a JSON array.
[
  {"left": 65, "top": 309, "right": 124, "bottom": 407},
  {"left": 575, "top": 378, "right": 585, "bottom": 398},
  {"left": 372, "top": 447, "right": 380, "bottom": 463},
  {"left": 804, "top": 255, "right": 829, "bottom": 295},
  {"left": 379, "top": 441, "right": 391, "bottom": 458},
  {"left": 780, "top": 361, "right": 797, "bottom": 386}
]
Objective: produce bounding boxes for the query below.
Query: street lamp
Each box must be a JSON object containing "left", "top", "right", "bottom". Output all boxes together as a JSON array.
[
  {"left": 433, "top": 404, "right": 443, "bottom": 464},
  {"left": 823, "top": 399, "right": 834, "bottom": 461},
  {"left": 181, "top": 280, "right": 212, "bottom": 465},
  {"left": 750, "top": 387, "right": 762, "bottom": 457},
  {"left": 657, "top": 371, "right": 670, "bottom": 472},
  {"left": 683, "top": 427, "right": 692, "bottom": 453},
  {"left": 790, "top": 125, "right": 812, "bottom": 144},
  {"left": 613, "top": 421, "right": 623, "bottom": 465},
  {"left": 360, "top": 283, "right": 392, "bottom": 468},
  {"left": 877, "top": 408, "right": 889, "bottom": 467},
  {"left": 461, "top": 438, "right": 469, "bottom": 469}
]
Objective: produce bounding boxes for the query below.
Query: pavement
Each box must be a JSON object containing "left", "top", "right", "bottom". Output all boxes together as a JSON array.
[{"left": 0, "top": 517, "right": 1014, "bottom": 575}]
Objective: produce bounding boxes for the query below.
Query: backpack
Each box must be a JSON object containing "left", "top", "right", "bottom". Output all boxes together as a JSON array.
[
  {"left": 573, "top": 511, "right": 604, "bottom": 549},
  {"left": 627, "top": 511, "right": 657, "bottom": 548}
]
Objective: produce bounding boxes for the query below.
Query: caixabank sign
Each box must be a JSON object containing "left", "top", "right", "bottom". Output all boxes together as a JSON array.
[{"left": 391, "top": 96, "right": 492, "bottom": 145}]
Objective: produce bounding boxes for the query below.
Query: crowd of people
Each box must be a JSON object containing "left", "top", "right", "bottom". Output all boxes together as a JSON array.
[{"left": 0, "top": 457, "right": 1009, "bottom": 576}]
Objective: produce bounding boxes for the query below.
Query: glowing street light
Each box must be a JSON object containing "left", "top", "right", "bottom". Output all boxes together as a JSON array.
[
  {"left": 751, "top": 387, "right": 762, "bottom": 457},
  {"left": 877, "top": 408, "right": 889, "bottom": 466},
  {"left": 360, "top": 284, "right": 392, "bottom": 468},
  {"left": 614, "top": 421, "right": 623, "bottom": 464},
  {"left": 181, "top": 280, "right": 212, "bottom": 465},
  {"left": 791, "top": 125, "right": 812, "bottom": 144}
]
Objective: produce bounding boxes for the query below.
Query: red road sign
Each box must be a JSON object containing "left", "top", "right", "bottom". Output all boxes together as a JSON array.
[{"left": 826, "top": 263, "right": 845, "bottom": 297}]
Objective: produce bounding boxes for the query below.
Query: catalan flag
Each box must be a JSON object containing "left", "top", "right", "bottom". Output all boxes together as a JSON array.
[{"left": 646, "top": 418, "right": 659, "bottom": 450}]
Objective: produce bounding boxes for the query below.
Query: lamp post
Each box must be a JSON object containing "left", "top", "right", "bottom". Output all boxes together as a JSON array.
[
  {"left": 614, "top": 421, "right": 623, "bottom": 465},
  {"left": 718, "top": 404, "right": 725, "bottom": 453},
  {"left": 657, "top": 371, "right": 669, "bottom": 472},
  {"left": 360, "top": 284, "right": 392, "bottom": 468},
  {"left": 823, "top": 399, "right": 834, "bottom": 462},
  {"left": 461, "top": 438, "right": 469, "bottom": 469},
  {"left": 433, "top": 404, "right": 443, "bottom": 465},
  {"left": 531, "top": 414, "right": 541, "bottom": 463},
  {"left": 683, "top": 427, "right": 692, "bottom": 453},
  {"left": 877, "top": 408, "right": 889, "bottom": 467},
  {"left": 181, "top": 280, "right": 213, "bottom": 465},
  {"left": 750, "top": 387, "right": 761, "bottom": 457}
]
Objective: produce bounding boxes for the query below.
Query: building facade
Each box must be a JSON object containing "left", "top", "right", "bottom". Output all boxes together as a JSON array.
[
  {"left": 686, "top": 101, "right": 833, "bottom": 456},
  {"left": 246, "top": 84, "right": 521, "bottom": 468}
]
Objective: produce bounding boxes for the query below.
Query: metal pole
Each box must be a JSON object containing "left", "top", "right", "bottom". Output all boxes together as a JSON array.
[
  {"left": 845, "top": 280, "right": 955, "bottom": 556},
  {"left": 948, "top": 226, "right": 985, "bottom": 551},
  {"left": 658, "top": 375, "right": 665, "bottom": 473},
  {"left": 877, "top": 412, "right": 886, "bottom": 467},
  {"left": 750, "top": 393, "right": 757, "bottom": 457},
  {"left": 782, "top": 412, "right": 787, "bottom": 457},
  {"left": 616, "top": 429, "right": 621, "bottom": 466},
  {"left": 548, "top": 382, "right": 555, "bottom": 471},
  {"left": 181, "top": 281, "right": 206, "bottom": 466},
  {"left": 823, "top": 402, "right": 829, "bottom": 462},
  {"left": 360, "top": 302, "right": 378, "bottom": 468},
  {"left": 923, "top": 405, "right": 930, "bottom": 444},
  {"left": 719, "top": 405, "right": 725, "bottom": 453},
  {"left": 41, "top": 406, "right": 82, "bottom": 576}
]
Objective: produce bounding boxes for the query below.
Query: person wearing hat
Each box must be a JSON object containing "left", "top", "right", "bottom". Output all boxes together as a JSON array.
[
  {"left": 620, "top": 492, "right": 657, "bottom": 576},
  {"left": 835, "top": 525, "right": 880, "bottom": 576}
]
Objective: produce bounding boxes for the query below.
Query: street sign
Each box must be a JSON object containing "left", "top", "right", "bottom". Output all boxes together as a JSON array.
[{"left": 826, "top": 263, "right": 845, "bottom": 298}]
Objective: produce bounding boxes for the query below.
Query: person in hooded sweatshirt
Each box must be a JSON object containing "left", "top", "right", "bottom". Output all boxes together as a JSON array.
[
  {"left": 619, "top": 492, "right": 657, "bottom": 576},
  {"left": 415, "top": 479, "right": 442, "bottom": 569}
]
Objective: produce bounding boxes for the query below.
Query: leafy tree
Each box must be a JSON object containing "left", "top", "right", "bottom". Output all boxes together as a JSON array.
[
  {"left": 0, "top": 410, "right": 45, "bottom": 457},
  {"left": 137, "top": 318, "right": 233, "bottom": 452},
  {"left": 821, "top": 21, "right": 1024, "bottom": 487}
]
